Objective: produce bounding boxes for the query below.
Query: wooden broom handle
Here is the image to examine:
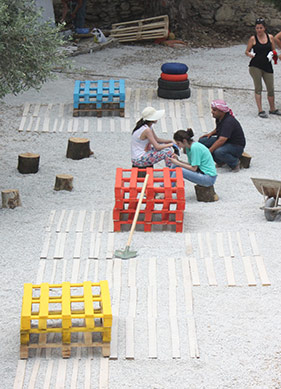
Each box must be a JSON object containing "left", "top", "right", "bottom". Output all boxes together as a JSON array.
[{"left": 126, "top": 174, "right": 149, "bottom": 247}]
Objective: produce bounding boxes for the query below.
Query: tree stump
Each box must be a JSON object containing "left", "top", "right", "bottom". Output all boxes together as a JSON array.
[
  {"left": 17, "top": 153, "right": 40, "bottom": 174},
  {"left": 66, "top": 137, "right": 91, "bottom": 160},
  {"left": 2, "top": 189, "right": 22, "bottom": 209},
  {"left": 132, "top": 164, "right": 154, "bottom": 178},
  {"left": 54, "top": 174, "right": 73, "bottom": 191},
  {"left": 195, "top": 185, "right": 219, "bottom": 202},
  {"left": 239, "top": 152, "right": 251, "bottom": 169}
]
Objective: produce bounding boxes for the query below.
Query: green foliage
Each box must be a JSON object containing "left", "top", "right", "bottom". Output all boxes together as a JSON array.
[
  {"left": 262, "top": 0, "right": 281, "bottom": 12},
  {"left": 0, "top": 0, "right": 68, "bottom": 98}
]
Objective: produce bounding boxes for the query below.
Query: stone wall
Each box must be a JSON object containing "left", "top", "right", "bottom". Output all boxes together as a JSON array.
[{"left": 53, "top": 0, "right": 281, "bottom": 36}]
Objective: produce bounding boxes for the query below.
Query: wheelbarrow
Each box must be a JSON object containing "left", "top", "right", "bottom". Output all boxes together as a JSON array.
[{"left": 251, "top": 177, "right": 281, "bottom": 221}]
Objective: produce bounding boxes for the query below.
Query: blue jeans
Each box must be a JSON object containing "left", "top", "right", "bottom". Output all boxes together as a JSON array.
[
  {"left": 170, "top": 165, "right": 217, "bottom": 187},
  {"left": 199, "top": 136, "right": 244, "bottom": 169}
]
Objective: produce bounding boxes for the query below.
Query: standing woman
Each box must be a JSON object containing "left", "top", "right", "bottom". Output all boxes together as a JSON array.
[
  {"left": 245, "top": 17, "right": 281, "bottom": 118},
  {"left": 131, "top": 106, "right": 174, "bottom": 168},
  {"left": 170, "top": 129, "right": 217, "bottom": 187}
]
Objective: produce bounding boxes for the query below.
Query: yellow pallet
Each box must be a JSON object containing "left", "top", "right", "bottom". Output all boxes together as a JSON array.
[{"left": 20, "top": 280, "right": 112, "bottom": 358}]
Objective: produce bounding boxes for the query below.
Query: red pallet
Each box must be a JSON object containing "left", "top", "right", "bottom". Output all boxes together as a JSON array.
[{"left": 113, "top": 167, "right": 185, "bottom": 232}]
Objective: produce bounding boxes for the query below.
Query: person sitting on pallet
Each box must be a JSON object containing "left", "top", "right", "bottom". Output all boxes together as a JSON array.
[
  {"left": 199, "top": 99, "right": 246, "bottom": 172},
  {"left": 169, "top": 128, "right": 217, "bottom": 187},
  {"left": 131, "top": 106, "right": 174, "bottom": 168}
]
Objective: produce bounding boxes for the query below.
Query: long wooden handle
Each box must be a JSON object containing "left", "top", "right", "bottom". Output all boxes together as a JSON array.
[{"left": 126, "top": 174, "right": 149, "bottom": 247}]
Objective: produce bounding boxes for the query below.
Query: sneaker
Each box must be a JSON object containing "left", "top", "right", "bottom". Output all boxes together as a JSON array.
[
  {"left": 231, "top": 163, "right": 240, "bottom": 173},
  {"left": 258, "top": 111, "right": 268, "bottom": 118},
  {"left": 269, "top": 109, "right": 281, "bottom": 116}
]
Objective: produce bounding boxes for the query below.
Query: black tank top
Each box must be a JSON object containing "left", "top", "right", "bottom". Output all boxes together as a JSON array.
[{"left": 249, "top": 33, "right": 273, "bottom": 73}]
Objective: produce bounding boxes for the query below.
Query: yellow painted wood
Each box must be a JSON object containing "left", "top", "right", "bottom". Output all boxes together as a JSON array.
[{"left": 39, "top": 283, "right": 49, "bottom": 330}]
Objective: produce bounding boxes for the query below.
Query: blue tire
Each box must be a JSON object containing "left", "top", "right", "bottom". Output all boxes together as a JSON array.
[{"left": 161, "top": 62, "right": 188, "bottom": 74}]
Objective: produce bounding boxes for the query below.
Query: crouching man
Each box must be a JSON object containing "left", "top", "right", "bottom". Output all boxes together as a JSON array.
[{"left": 199, "top": 99, "right": 246, "bottom": 172}]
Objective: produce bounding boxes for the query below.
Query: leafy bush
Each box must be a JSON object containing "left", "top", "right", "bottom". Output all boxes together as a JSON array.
[{"left": 0, "top": 0, "right": 68, "bottom": 98}]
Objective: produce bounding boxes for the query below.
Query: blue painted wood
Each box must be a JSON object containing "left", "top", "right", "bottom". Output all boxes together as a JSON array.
[
  {"left": 73, "top": 80, "right": 81, "bottom": 108},
  {"left": 84, "top": 80, "right": 90, "bottom": 102}
]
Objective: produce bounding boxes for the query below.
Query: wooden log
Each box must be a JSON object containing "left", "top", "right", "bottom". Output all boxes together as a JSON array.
[
  {"left": 17, "top": 153, "right": 40, "bottom": 174},
  {"left": 239, "top": 152, "right": 251, "bottom": 169},
  {"left": 1, "top": 189, "right": 22, "bottom": 209},
  {"left": 132, "top": 164, "right": 153, "bottom": 178},
  {"left": 66, "top": 137, "right": 91, "bottom": 160},
  {"left": 54, "top": 174, "right": 73, "bottom": 191},
  {"left": 194, "top": 185, "right": 219, "bottom": 202}
]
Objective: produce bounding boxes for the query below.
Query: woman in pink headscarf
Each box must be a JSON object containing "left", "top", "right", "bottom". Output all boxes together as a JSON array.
[{"left": 199, "top": 100, "right": 246, "bottom": 172}]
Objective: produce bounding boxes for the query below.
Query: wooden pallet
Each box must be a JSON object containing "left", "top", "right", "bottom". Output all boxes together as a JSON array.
[
  {"left": 73, "top": 103, "right": 125, "bottom": 117},
  {"left": 110, "top": 15, "right": 169, "bottom": 42}
]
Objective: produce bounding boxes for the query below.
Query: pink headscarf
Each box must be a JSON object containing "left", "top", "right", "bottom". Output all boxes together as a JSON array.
[{"left": 211, "top": 99, "right": 234, "bottom": 117}]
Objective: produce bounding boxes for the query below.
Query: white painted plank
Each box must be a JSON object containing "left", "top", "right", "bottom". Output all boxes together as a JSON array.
[
  {"left": 125, "top": 316, "right": 135, "bottom": 359},
  {"left": 148, "top": 318, "right": 157, "bottom": 358},
  {"left": 58, "top": 118, "right": 65, "bottom": 132},
  {"left": 185, "top": 232, "right": 193, "bottom": 255},
  {"left": 197, "top": 88, "right": 204, "bottom": 117},
  {"left": 218, "top": 88, "right": 224, "bottom": 100},
  {"left": 99, "top": 357, "right": 109, "bottom": 389},
  {"left": 197, "top": 233, "right": 204, "bottom": 258},
  {"left": 110, "top": 318, "right": 119, "bottom": 359},
  {"left": 26, "top": 117, "right": 33, "bottom": 132},
  {"left": 148, "top": 257, "right": 157, "bottom": 286},
  {"left": 206, "top": 232, "right": 213, "bottom": 257},
  {"left": 171, "top": 115, "right": 177, "bottom": 133},
  {"left": 70, "top": 359, "right": 79, "bottom": 389},
  {"left": 40, "top": 232, "right": 51, "bottom": 259},
  {"left": 90, "top": 210, "right": 96, "bottom": 232},
  {"left": 50, "top": 260, "right": 58, "bottom": 283},
  {"left": 185, "top": 101, "right": 193, "bottom": 128},
  {"left": 189, "top": 256, "right": 200, "bottom": 286},
  {"left": 83, "top": 118, "right": 89, "bottom": 133},
  {"left": 13, "top": 360, "right": 26, "bottom": 389},
  {"left": 126, "top": 87, "right": 132, "bottom": 103},
  {"left": 73, "top": 232, "right": 83, "bottom": 258},
  {"left": 97, "top": 119, "right": 102, "bottom": 132},
  {"left": 28, "top": 357, "right": 41, "bottom": 389},
  {"left": 67, "top": 119, "right": 73, "bottom": 132},
  {"left": 128, "top": 286, "right": 137, "bottom": 317},
  {"left": 56, "top": 210, "right": 66, "bottom": 232},
  {"left": 73, "top": 118, "right": 79, "bottom": 133},
  {"left": 18, "top": 116, "right": 27, "bottom": 132},
  {"left": 43, "top": 360, "right": 54, "bottom": 389},
  {"left": 54, "top": 232, "right": 67, "bottom": 259},
  {"left": 107, "top": 210, "right": 114, "bottom": 232},
  {"left": 110, "top": 117, "right": 115, "bottom": 132},
  {"left": 169, "top": 316, "right": 181, "bottom": 358},
  {"left": 61, "top": 259, "right": 67, "bottom": 282},
  {"left": 58, "top": 103, "right": 64, "bottom": 117},
  {"left": 199, "top": 117, "right": 207, "bottom": 133},
  {"left": 125, "top": 117, "right": 131, "bottom": 133},
  {"left": 76, "top": 210, "right": 86, "bottom": 232},
  {"left": 33, "top": 104, "right": 40, "bottom": 117},
  {"left": 106, "top": 233, "right": 114, "bottom": 259},
  {"left": 23, "top": 103, "right": 30, "bottom": 116},
  {"left": 94, "top": 233, "right": 101, "bottom": 259},
  {"left": 83, "top": 258, "right": 90, "bottom": 281},
  {"left": 55, "top": 359, "right": 67, "bottom": 389},
  {"left": 168, "top": 286, "right": 177, "bottom": 318},
  {"left": 227, "top": 231, "right": 235, "bottom": 257},
  {"left": 216, "top": 232, "right": 225, "bottom": 257},
  {"left": 89, "top": 232, "right": 96, "bottom": 258},
  {"left": 42, "top": 117, "right": 50, "bottom": 132},
  {"left": 65, "top": 210, "right": 74, "bottom": 232},
  {"left": 128, "top": 258, "right": 137, "bottom": 287},
  {"left": 182, "top": 258, "right": 193, "bottom": 312},
  {"left": 52, "top": 118, "right": 58, "bottom": 133},
  {"left": 34, "top": 117, "right": 40, "bottom": 132},
  {"left": 249, "top": 232, "right": 260, "bottom": 256},
  {"left": 36, "top": 260, "right": 46, "bottom": 284},
  {"left": 187, "top": 316, "right": 200, "bottom": 358},
  {"left": 46, "top": 103, "right": 52, "bottom": 116},
  {"left": 204, "top": 257, "right": 217, "bottom": 286},
  {"left": 236, "top": 232, "right": 244, "bottom": 257},
  {"left": 242, "top": 256, "right": 257, "bottom": 286},
  {"left": 84, "top": 358, "right": 91, "bottom": 389},
  {"left": 147, "top": 286, "right": 157, "bottom": 319},
  {"left": 105, "top": 260, "right": 113, "bottom": 289},
  {"left": 98, "top": 210, "right": 105, "bottom": 232},
  {"left": 255, "top": 255, "right": 271, "bottom": 286},
  {"left": 71, "top": 258, "right": 80, "bottom": 283},
  {"left": 224, "top": 256, "right": 236, "bottom": 286},
  {"left": 160, "top": 115, "right": 167, "bottom": 133},
  {"left": 168, "top": 257, "right": 177, "bottom": 287},
  {"left": 93, "top": 260, "right": 99, "bottom": 283}
]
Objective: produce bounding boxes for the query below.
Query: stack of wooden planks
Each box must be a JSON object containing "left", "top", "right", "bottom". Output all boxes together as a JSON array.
[{"left": 110, "top": 15, "right": 169, "bottom": 43}]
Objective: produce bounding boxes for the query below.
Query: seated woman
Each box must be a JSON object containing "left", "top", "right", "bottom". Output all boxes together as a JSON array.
[
  {"left": 131, "top": 106, "right": 174, "bottom": 168},
  {"left": 170, "top": 128, "right": 217, "bottom": 187}
]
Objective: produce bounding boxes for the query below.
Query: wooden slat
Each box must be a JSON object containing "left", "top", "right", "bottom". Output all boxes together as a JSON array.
[
  {"left": 255, "top": 256, "right": 271, "bottom": 286},
  {"left": 242, "top": 256, "right": 256, "bottom": 286},
  {"left": 204, "top": 257, "right": 217, "bottom": 286},
  {"left": 224, "top": 256, "right": 236, "bottom": 287}
]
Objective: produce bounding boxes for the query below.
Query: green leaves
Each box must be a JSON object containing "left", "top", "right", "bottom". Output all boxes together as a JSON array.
[{"left": 0, "top": 0, "right": 69, "bottom": 98}]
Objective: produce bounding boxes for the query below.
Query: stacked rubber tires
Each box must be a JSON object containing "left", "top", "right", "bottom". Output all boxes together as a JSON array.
[{"left": 157, "top": 62, "right": 191, "bottom": 100}]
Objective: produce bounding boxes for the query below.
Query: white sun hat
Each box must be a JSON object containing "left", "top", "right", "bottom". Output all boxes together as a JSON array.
[{"left": 141, "top": 106, "right": 165, "bottom": 121}]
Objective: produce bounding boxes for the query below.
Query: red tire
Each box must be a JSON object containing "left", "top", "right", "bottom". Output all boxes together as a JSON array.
[{"left": 161, "top": 72, "right": 188, "bottom": 81}]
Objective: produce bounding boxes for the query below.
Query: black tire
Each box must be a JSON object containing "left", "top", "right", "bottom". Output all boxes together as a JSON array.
[
  {"left": 264, "top": 197, "right": 277, "bottom": 221},
  {"left": 157, "top": 87, "right": 191, "bottom": 100},
  {"left": 158, "top": 78, "right": 190, "bottom": 90}
]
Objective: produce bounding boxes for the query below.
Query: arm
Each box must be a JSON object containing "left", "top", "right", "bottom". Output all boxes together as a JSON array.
[
  {"left": 209, "top": 136, "right": 228, "bottom": 153},
  {"left": 274, "top": 32, "right": 281, "bottom": 49},
  {"left": 61, "top": 0, "right": 69, "bottom": 22},
  {"left": 169, "top": 156, "right": 198, "bottom": 172},
  {"left": 199, "top": 128, "right": 217, "bottom": 139},
  {"left": 245, "top": 36, "right": 255, "bottom": 58},
  {"left": 152, "top": 130, "right": 173, "bottom": 144},
  {"left": 71, "top": 0, "right": 83, "bottom": 19},
  {"left": 144, "top": 128, "right": 173, "bottom": 151},
  {"left": 269, "top": 34, "right": 276, "bottom": 51}
]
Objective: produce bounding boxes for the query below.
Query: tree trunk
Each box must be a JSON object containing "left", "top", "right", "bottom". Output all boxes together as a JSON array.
[
  {"left": 66, "top": 137, "right": 91, "bottom": 160},
  {"left": 239, "top": 152, "right": 251, "bottom": 169},
  {"left": 54, "top": 174, "right": 73, "bottom": 191},
  {"left": 18, "top": 153, "right": 40, "bottom": 174},
  {"left": 2, "top": 189, "right": 22, "bottom": 208},
  {"left": 195, "top": 185, "right": 219, "bottom": 202}
]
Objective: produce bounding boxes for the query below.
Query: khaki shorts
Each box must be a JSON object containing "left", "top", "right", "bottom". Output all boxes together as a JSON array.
[{"left": 249, "top": 66, "right": 274, "bottom": 96}]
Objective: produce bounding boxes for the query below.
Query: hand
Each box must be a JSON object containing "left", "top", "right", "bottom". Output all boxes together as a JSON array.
[
  {"left": 169, "top": 157, "right": 179, "bottom": 165},
  {"left": 199, "top": 134, "right": 207, "bottom": 139}
]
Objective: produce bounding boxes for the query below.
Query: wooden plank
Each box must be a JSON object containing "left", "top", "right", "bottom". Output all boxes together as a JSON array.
[
  {"left": 84, "top": 358, "right": 91, "bottom": 389},
  {"left": 98, "top": 210, "right": 105, "bottom": 232},
  {"left": 197, "top": 233, "right": 204, "bottom": 258},
  {"left": 169, "top": 316, "right": 181, "bottom": 358},
  {"left": 224, "top": 256, "right": 236, "bottom": 287},
  {"left": 255, "top": 256, "right": 271, "bottom": 286},
  {"left": 19, "top": 116, "right": 27, "bottom": 132},
  {"left": 13, "top": 360, "right": 26, "bottom": 389},
  {"left": 227, "top": 232, "right": 235, "bottom": 257},
  {"left": 125, "top": 316, "right": 135, "bottom": 359},
  {"left": 76, "top": 210, "right": 86, "bottom": 232},
  {"left": 36, "top": 260, "right": 46, "bottom": 284},
  {"left": 89, "top": 232, "right": 96, "bottom": 258},
  {"left": 54, "top": 232, "right": 67, "bottom": 259},
  {"left": 204, "top": 257, "right": 217, "bottom": 286},
  {"left": 50, "top": 260, "right": 58, "bottom": 283},
  {"left": 249, "top": 232, "right": 260, "bottom": 256},
  {"left": 168, "top": 257, "right": 177, "bottom": 287},
  {"left": 55, "top": 359, "right": 67, "bottom": 389},
  {"left": 58, "top": 118, "right": 64, "bottom": 132},
  {"left": 43, "top": 360, "right": 54, "bottom": 389},
  {"left": 42, "top": 117, "right": 50, "bottom": 132},
  {"left": 70, "top": 359, "right": 79, "bottom": 389},
  {"left": 83, "top": 118, "right": 89, "bottom": 133},
  {"left": 34, "top": 117, "right": 40, "bottom": 132},
  {"left": 28, "top": 357, "right": 41, "bottom": 389},
  {"left": 107, "top": 211, "right": 114, "bottom": 233},
  {"left": 56, "top": 210, "right": 66, "bottom": 232},
  {"left": 73, "top": 232, "right": 83, "bottom": 258},
  {"left": 206, "top": 232, "right": 213, "bottom": 257},
  {"left": 182, "top": 258, "right": 193, "bottom": 312},
  {"left": 90, "top": 210, "right": 96, "bottom": 232},
  {"left": 58, "top": 103, "right": 64, "bottom": 117},
  {"left": 189, "top": 256, "right": 200, "bottom": 286},
  {"left": 110, "top": 117, "right": 115, "bottom": 132},
  {"left": 97, "top": 119, "right": 102, "bottom": 132},
  {"left": 185, "top": 101, "right": 193, "bottom": 128},
  {"left": 216, "top": 232, "right": 225, "bottom": 257},
  {"left": 148, "top": 257, "right": 157, "bottom": 286},
  {"left": 23, "top": 103, "right": 30, "bottom": 116},
  {"left": 187, "top": 316, "right": 200, "bottom": 358},
  {"left": 71, "top": 258, "right": 80, "bottom": 283},
  {"left": 67, "top": 119, "right": 73, "bottom": 133},
  {"left": 26, "top": 117, "right": 33, "bottom": 132},
  {"left": 40, "top": 232, "right": 51, "bottom": 259},
  {"left": 242, "top": 256, "right": 257, "bottom": 286},
  {"left": 94, "top": 233, "right": 101, "bottom": 259},
  {"left": 148, "top": 318, "right": 157, "bottom": 358},
  {"left": 33, "top": 104, "right": 40, "bottom": 117},
  {"left": 65, "top": 210, "right": 74, "bottom": 232},
  {"left": 236, "top": 232, "right": 244, "bottom": 257},
  {"left": 185, "top": 233, "right": 193, "bottom": 255},
  {"left": 99, "top": 357, "right": 109, "bottom": 389},
  {"left": 106, "top": 233, "right": 114, "bottom": 259},
  {"left": 128, "top": 258, "right": 137, "bottom": 287}
]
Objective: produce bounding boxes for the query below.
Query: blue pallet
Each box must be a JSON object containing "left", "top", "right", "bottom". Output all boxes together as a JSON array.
[{"left": 73, "top": 80, "right": 125, "bottom": 109}]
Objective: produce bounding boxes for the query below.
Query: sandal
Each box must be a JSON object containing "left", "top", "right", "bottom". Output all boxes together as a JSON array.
[
  {"left": 258, "top": 111, "right": 268, "bottom": 118},
  {"left": 269, "top": 109, "right": 281, "bottom": 116}
]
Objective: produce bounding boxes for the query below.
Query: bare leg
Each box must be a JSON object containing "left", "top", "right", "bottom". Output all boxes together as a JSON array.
[
  {"left": 267, "top": 95, "right": 276, "bottom": 112},
  {"left": 255, "top": 93, "right": 263, "bottom": 112}
]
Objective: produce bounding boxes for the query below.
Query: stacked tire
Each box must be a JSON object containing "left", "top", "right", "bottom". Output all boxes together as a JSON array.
[{"left": 157, "top": 62, "right": 191, "bottom": 100}]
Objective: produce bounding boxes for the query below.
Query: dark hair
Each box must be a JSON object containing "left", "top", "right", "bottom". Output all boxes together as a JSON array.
[
  {"left": 132, "top": 118, "right": 153, "bottom": 134},
  {"left": 173, "top": 128, "right": 194, "bottom": 143},
  {"left": 255, "top": 17, "right": 265, "bottom": 26}
]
